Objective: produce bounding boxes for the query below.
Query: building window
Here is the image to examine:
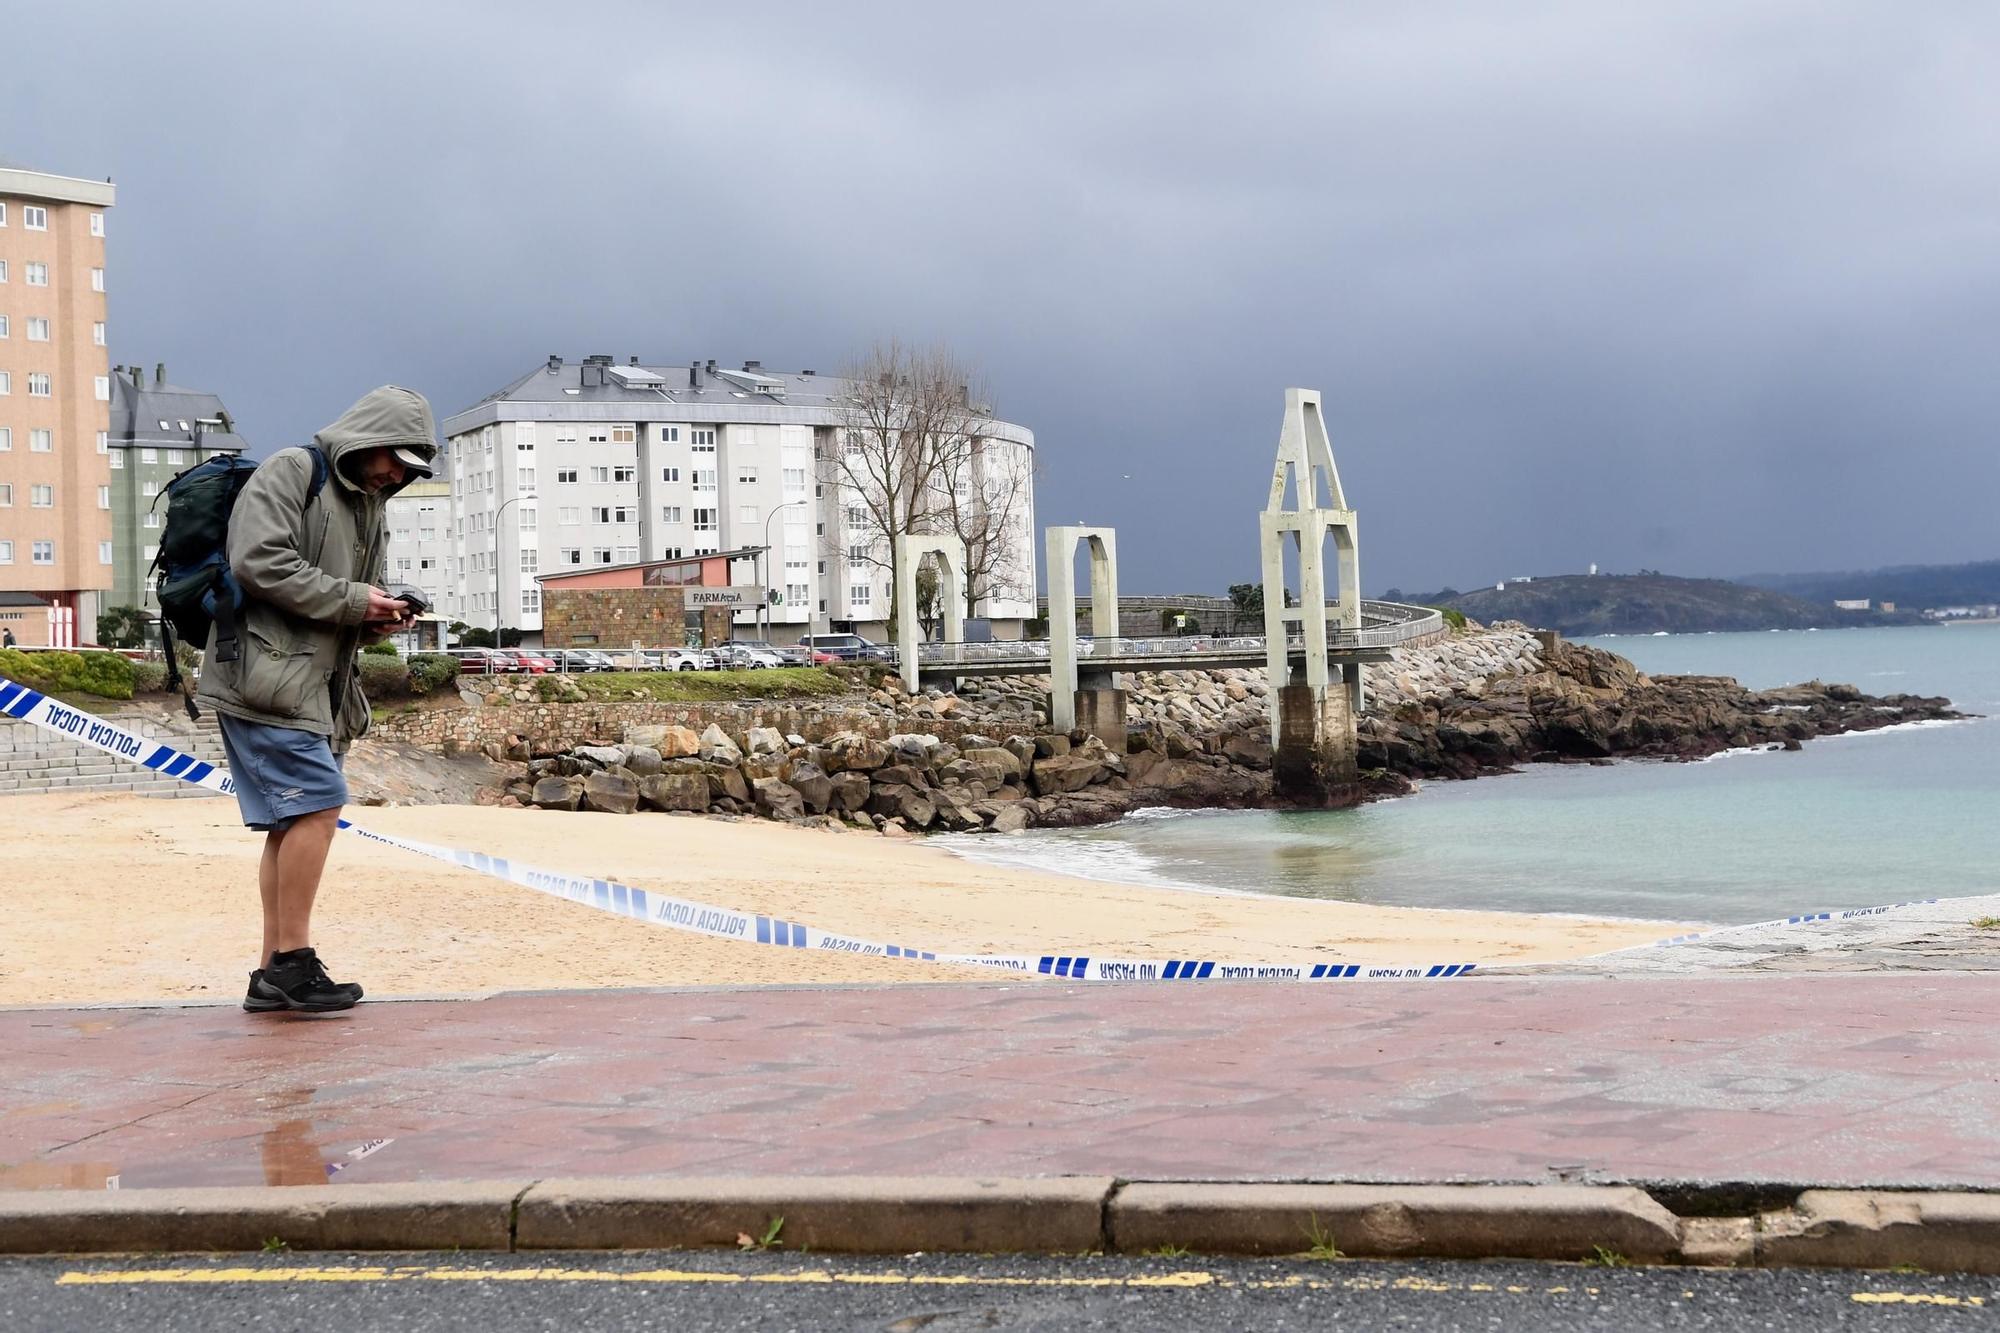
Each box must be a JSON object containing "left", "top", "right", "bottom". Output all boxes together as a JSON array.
[
  {"left": 850, "top": 584, "right": 872, "bottom": 607},
  {"left": 783, "top": 467, "right": 807, "bottom": 492},
  {"left": 0, "top": 314, "right": 7, "bottom": 337},
  {"left": 26, "top": 317, "right": 49, "bottom": 341},
  {"left": 144, "top": 511, "right": 158, "bottom": 528},
  {"left": 141, "top": 447, "right": 157, "bottom": 463},
  {"left": 516, "top": 422, "right": 536, "bottom": 448},
  {"left": 613, "top": 505, "right": 634, "bottom": 523},
  {"left": 692, "top": 469, "right": 716, "bottom": 493},
  {"left": 91, "top": 268, "right": 105, "bottom": 292},
  {"left": 96, "top": 431, "right": 108, "bottom": 453},
  {"left": 32, "top": 541, "right": 54, "bottom": 565},
  {"left": 30, "top": 485, "right": 53, "bottom": 508},
  {"left": 522, "top": 589, "right": 541, "bottom": 615},
  {"left": 737, "top": 465, "right": 758, "bottom": 484},
  {"left": 611, "top": 424, "right": 636, "bottom": 445},
  {"left": 658, "top": 425, "right": 679, "bottom": 443},
  {"left": 561, "top": 547, "right": 582, "bottom": 565},
  {"left": 99, "top": 541, "right": 114, "bottom": 564},
  {"left": 90, "top": 212, "right": 104, "bottom": 237},
  {"left": 587, "top": 465, "right": 608, "bottom": 483},
  {"left": 660, "top": 546, "right": 683, "bottom": 560},
  {"left": 166, "top": 449, "right": 185, "bottom": 465},
  {"left": 612, "top": 464, "right": 635, "bottom": 482},
  {"left": 616, "top": 545, "right": 639, "bottom": 563},
  {"left": 109, "top": 451, "right": 122, "bottom": 469},
  {"left": 27, "top": 373, "right": 51, "bottom": 397},
  {"left": 0, "top": 428, "right": 9, "bottom": 451},
  {"left": 661, "top": 505, "right": 682, "bottom": 524},
  {"left": 25, "top": 262, "right": 48, "bottom": 286},
  {"left": 556, "top": 468, "right": 577, "bottom": 484},
  {"left": 23, "top": 206, "right": 47, "bottom": 230},
  {"left": 517, "top": 466, "right": 536, "bottom": 490},
  {"left": 585, "top": 427, "right": 608, "bottom": 446},
  {"left": 30, "top": 429, "right": 52, "bottom": 453},
  {"left": 92, "top": 322, "right": 105, "bottom": 347},
  {"left": 0, "top": 483, "right": 10, "bottom": 504},
  {"left": 738, "top": 505, "right": 758, "bottom": 524},
  {"left": 558, "top": 507, "right": 580, "bottom": 525},
  {"left": 0, "top": 259, "right": 6, "bottom": 281},
  {"left": 0, "top": 372, "right": 8, "bottom": 395},
  {"left": 692, "top": 508, "right": 718, "bottom": 532},
  {"left": 660, "top": 466, "right": 682, "bottom": 484},
  {"left": 97, "top": 485, "right": 110, "bottom": 509},
  {"left": 517, "top": 509, "right": 536, "bottom": 531},
  {"left": 94, "top": 376, "right": 110, "bottom": 401},
  {"left": 520, "top": 549, "right": 538, "bottom": 572},
  {"left": 0, "top": 542, "right": 10, "bottom": 564},
  {"left": 593, "top": 548, "right": 613, "bottom": 564},
  {"left": 141, "top": 480, "right": 159, "bottom": 497},
  {"left": 143, "top": 544, "right": 158, "bottom": 561},
  {"left": 845, "top": 505, "right": 868, "bottom": 528},
  {"left": 847, "top": 543, "right": 869, "bottom": 563},
  {"left": 553, "top": 427, "right": 577, "bottom": 446},
  {"left": 691, "top": 429, "right": 716, "bottom": 450},
  {"left": 590, "top": 506, "right": 610, "bottom": 523}
]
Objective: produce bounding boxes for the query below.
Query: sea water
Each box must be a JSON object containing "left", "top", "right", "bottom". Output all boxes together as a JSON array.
[{"left": 938, "top": 624, "right": 2000, "bottom": 924}]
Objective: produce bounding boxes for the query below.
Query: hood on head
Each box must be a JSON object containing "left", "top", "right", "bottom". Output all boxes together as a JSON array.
[{"left": 314, "top": 385, "right": 438, "bottom": 494}]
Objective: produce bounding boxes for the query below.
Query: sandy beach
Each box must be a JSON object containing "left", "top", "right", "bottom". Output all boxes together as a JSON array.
[{"left": 0, "top": 793, "right": 1689, "bottom": 1005}]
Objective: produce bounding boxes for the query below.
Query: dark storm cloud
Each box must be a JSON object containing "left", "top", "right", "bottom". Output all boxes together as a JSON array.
[{"left": 9, "top": 1, "right": 1997, "bottom": 593}]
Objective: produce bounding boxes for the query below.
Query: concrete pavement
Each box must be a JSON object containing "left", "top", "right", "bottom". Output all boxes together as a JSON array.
[{"left": 1, "top": 973, "right": 1996, "bottom": 1266}]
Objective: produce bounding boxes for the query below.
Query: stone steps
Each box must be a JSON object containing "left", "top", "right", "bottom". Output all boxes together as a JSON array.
[{"left": 0, "top": 714, "right": 228, "bottom": 799}]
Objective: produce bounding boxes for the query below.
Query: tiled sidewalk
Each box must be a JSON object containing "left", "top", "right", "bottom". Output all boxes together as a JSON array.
[{"left": 1, "top": 974, "right": 1994, "bottom": 1192}]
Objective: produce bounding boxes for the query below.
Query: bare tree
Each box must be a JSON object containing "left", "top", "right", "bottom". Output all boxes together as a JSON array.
[
  {"left": 821, "top": 340, "right": 1029, "bottom": 629},
  {"left": 936, "top": 434, "right": 1038, "bottom": 620}
]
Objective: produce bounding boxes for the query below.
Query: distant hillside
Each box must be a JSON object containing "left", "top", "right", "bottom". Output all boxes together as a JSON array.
[
  {"left": 1737, "top": 559, "right": 2000, "bottom": 610},
  {"left": 1403, "top": 574, "right": 1933, "bottom": 636}
]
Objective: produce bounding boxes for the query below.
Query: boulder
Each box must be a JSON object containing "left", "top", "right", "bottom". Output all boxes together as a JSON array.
[
  {"left": 752, "top": 778, "right": 806, "bottom": 821},
  {"left": 531, "top": 775, "right": 584, "bottom": 811},
  {"left": 705, "top": 762, "right": 750, "bottom": 803},
  {"left": 962, "top": 746, "right": 1024, "bottom": 782},
  {"left": 698, "top": 724, "right": 743, "bottom": 763},
  {"left": 639, "top": 773, "right": 710, "bottom": 813},
  {"left": 574, "top": 745, "right": 626, "bottom": 771},
  {"left": 787, "top": 761, "right": 834, "bottom": 814},
  {"left": 652, "top": 726, "right": 703, "bottom": 759},
  {"left": 744, "top": 726, "right": 786, "bottom": 756},
  {"left": 1002, "top": 735, "right": 1038, "bottom": 769},
  {"left": 823, "top": 733, "right": 894, "bottom": 773},
  {"left": 582, "top": 771, "right": 640, "bottom": 814},
  {"left": 622, "top": 746, "right": 665, "bottom": 778},
  {"left": 1220, "top": 732, "right": 1273, "bottom": 770},
  {"left": 874, "top": 763, "right": 933, "bottom": 791},
  {"left": 1031, "top": 751, "right": 1107, "bottom": 795},
  {"left": 1033, "top": 734, "right": 1072, "bottom": 759},
  {"left": 827, "top": 772, "right": 872, "bottom": 813},
  {"left": 988, "top": 804, "right": 1032, "bottom": 834},
  {"left": 867, "top": 784, "right": 937, "bottom": 829}
]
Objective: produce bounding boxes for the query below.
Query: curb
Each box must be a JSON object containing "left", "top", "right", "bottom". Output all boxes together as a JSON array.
[{"left": 0, "top": 1179, "right": 1996, "bottom": 1273}]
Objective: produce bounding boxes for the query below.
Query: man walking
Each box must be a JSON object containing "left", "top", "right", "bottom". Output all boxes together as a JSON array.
[{"left": 198, "top": 386, "right": 437, "bottom": 1013}]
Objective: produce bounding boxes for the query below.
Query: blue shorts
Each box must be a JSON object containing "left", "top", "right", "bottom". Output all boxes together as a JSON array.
[{"left": 217, "top": 714, "right": 348, "bottom": 832}]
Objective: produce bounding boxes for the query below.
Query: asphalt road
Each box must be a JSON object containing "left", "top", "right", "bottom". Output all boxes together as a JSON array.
[{"left": 1, "top": 1252, "right": 1993, "bottom": 1331}]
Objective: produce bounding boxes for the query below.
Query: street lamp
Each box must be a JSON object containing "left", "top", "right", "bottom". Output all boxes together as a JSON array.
[
  {"left": 759, "top": 499, "right": 806, "bottom": 642},
  {"left": 492, "top": 494, "right": 522, "bottom": 649}
]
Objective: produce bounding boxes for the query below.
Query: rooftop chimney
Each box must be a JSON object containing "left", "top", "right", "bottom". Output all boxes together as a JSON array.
[
  {"left": 546, "top": 354, "right": 563, "bottom": 373},
  {"left": 743, "top": 360, "right": 761, "bottom": 371},
  {"left": 801, "top": 369, "right": 815, "bottom": 376},
  {"left": 689, "top": 362, "right": 700, "bottom": 388},
  {"left": 155, "top": 362, "right": 166, "bottom": 387},
  {"left": 706, "top": 359, "right": 716, "bottom": 375},
  {"left": 130, "top": 366, "right": 144, "bottom": 389},
  {"left": 629, "top": 356, "right": 639, "bottom": 366}
]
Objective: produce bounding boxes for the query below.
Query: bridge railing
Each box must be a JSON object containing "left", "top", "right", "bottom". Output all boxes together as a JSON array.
[{"left": 909, "top": 602, "right": 1443, "bottom": 667}]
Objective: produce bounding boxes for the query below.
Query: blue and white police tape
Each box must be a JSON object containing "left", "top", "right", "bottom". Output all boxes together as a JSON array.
[
  {"left": 1626, "top": 898, "right": 1944, "bottom": 953},
  {"left": 0, "top": 675, "right": 1479, "bottom": 983}
]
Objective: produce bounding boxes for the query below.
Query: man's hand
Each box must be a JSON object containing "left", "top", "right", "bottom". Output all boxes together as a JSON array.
[{"left": 364, "top": 586, "right": 413, "bottom": 628}]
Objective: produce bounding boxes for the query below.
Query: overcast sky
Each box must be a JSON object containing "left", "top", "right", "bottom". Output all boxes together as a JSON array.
[{"left": 10, "top": 1, "right": 1997, "bottom": 594}]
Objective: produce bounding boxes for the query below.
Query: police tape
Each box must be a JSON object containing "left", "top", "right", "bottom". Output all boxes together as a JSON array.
[
  {"left": 0, "top": 676, "right": 1478, "bottom": 983},
  {"left": 1628, "top": 898, "right": 1944, "bottom": 952}
]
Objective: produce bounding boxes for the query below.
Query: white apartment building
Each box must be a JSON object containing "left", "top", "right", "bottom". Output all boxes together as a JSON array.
[
  {"left": 381, "top": 478, "right": 451, "bottom": 615},
  {"left": 437, "top": 357, "right": 1037, "bottom": 644}
]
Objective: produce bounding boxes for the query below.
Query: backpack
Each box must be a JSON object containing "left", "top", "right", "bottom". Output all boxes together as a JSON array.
[{"left": 150, "top": 447, "right": 329, "bottom": 719}]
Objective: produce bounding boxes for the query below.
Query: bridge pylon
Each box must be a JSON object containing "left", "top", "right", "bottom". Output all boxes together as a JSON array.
[
  {"left": 894, "top": 535, "right": 966, "bottom": 696},
  {"left": 1045, "top": 526, "right": 1123, "bottom": 748},
  {"left": 1259, "top": 388, "right": 1362, "bottom": 799}
]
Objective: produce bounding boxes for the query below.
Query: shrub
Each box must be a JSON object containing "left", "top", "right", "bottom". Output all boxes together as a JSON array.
[
  {"left": 406, "top": 653, "right": 460, "bottom": 696},
  {"left": 363, "top": 641, "right": 399, "bottom": 657},
  {"left": 1427, "top": 605, "right": 1468, "bottom": 631},
  {"left": 356, "top": 655, "right": 411, "bottom": 699},
  {"left": 132, "top": 660, "right": 169, "bottom": 694},
  {"left": 0, "top": 648, "right": 136, "bottom": 700}
]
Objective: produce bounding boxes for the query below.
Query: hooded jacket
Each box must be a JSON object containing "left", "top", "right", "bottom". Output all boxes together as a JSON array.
[{"left": 197, "top": 386, "right": 438, "bottom": 749}]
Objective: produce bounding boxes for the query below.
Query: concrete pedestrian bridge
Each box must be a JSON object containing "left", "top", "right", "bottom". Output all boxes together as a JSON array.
[{"left": 910, "top": 599, "right": 1443, "bottom": 678}]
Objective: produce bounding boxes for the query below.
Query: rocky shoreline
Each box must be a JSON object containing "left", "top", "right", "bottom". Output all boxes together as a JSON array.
[{"left": 473, "top": 624, "right": 1965, "bottom": 835}]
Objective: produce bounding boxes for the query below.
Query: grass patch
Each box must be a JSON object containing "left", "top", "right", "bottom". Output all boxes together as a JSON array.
[
  {"left": 546, "top": 667, "right": 849, "bottom": 704},
  {"left": 1301, "top": 1214, "right": 1342, "bottom": 1260},
  {"left": 1583, "top": 1245, "right": 1630, "bottom": 1267},
  {"left": 1971, "top": 916, "right": 2000, "bottom": 930}
]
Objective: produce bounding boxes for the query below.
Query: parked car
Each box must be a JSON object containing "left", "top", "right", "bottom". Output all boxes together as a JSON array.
[
  {"left": 799, "top": 633, "right": 894, "bottom": 663},
  {"left": 495, "top": 649, "right": 555, "bottom": 674},
  {"left": 552, "top": 648, "right": 616, "bottom": 672},
  {"left": 712, "top": 642, "right": 786, "bottom": 669},
  {"left": 654, "top": 647, "right": 710, "bottom": 672},
  {"left": 447, "top": 647, "right": 518, "bottom": 674}
]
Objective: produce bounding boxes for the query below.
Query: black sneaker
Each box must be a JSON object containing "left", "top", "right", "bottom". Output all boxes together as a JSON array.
[
  {"left": 251, "top": 949, "right": 362, "bottom": 1013},
  {"left": 242, "top": 966, "right": 364, "bottom": 1013}
]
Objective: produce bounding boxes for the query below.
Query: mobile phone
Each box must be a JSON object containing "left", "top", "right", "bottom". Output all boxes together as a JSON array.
[{"left": 392, "top": 589, "right": 431, "bottom": 617}]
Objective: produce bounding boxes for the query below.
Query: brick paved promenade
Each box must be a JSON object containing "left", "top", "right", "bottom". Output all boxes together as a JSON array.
[{"left": 2, "top": 974, "right": 1994, "bottom": 1192}]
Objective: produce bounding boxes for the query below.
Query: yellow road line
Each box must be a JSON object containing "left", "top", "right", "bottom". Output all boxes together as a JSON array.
[
  {"left": 57, "top": 1266, "right": 1614, "bottom": 1295},
  {"left": 1852, "top": 1292, "right": 1987, "bottom": 1307}
]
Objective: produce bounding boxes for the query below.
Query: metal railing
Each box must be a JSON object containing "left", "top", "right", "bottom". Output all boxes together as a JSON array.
[{"left": 910, "top": 601, "right": 1444, "bottom": 668}]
